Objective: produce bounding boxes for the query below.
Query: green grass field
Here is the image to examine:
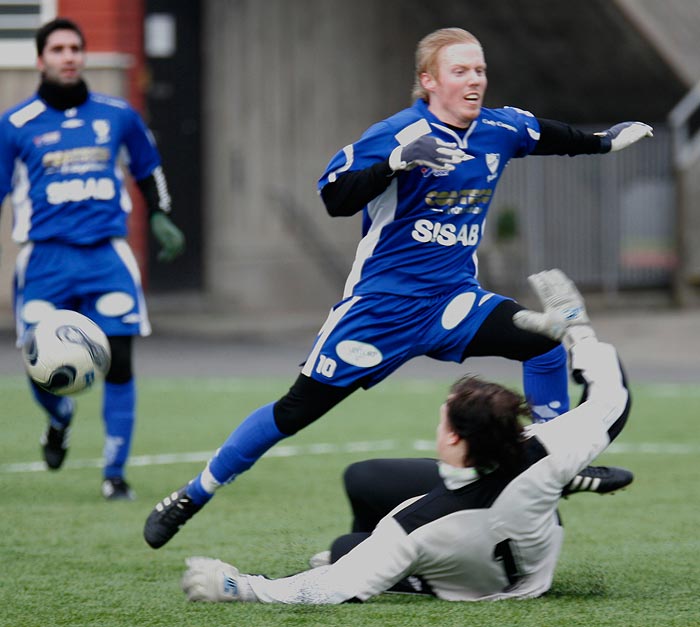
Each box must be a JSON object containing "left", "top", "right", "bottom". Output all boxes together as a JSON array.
[{"left": 1, "top": 374, "right": 699, "bottom": 627}]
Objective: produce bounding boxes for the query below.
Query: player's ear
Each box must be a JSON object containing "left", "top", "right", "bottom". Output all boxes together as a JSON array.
[
  {"left": 420, "top": 72, "right": 436, "bottom": 94},
  {"left": 447, "top": 430, "right": 461, "bottom": 446}
]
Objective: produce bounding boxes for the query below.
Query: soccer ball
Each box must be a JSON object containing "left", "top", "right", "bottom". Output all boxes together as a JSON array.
[{"left": 22, "top": 309, "right": 111, "bottom": 395}]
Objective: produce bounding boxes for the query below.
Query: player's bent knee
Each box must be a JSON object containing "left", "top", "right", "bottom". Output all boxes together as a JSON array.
[
  {"left": 343, "top": 460, "right": 382, "bottom": 499},
  {"left": 106, "top": 335, "right": 133, "bottom": 383}
]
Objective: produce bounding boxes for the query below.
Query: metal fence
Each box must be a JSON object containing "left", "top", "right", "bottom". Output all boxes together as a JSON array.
[{"left": 481, "top": 127, "right": 674, "bottom": 297}]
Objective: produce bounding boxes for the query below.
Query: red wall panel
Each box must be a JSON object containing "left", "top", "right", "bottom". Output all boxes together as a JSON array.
[{"left": 56, "top": 0, "right": 149, "bottom": 281}]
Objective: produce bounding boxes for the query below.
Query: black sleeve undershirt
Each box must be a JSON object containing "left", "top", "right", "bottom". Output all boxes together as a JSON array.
[
  {"left": 320, "top": 160, "right": 395, "bottom": 217},
  {"left": 136, "top": 173, "right": 165, "bottom": 217},
  {"left": 532, "top": 118, "right": 607, "bottom": 156},
  {"left": 320, "top": 118, "right": 608, "bottom": 217}
]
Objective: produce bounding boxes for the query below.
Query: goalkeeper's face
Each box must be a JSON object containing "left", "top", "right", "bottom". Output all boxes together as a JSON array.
[{"left": 421, "top": 42, "right": 487, "bottom": 128}]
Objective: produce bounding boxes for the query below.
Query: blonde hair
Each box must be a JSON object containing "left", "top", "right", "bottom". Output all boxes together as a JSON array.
[{"left": 412, "top": 27, "right": 482, "bottom": 101}]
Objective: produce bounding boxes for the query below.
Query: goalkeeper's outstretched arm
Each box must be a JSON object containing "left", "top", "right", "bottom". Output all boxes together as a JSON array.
[{"left": 514, "top": 269, "right": 631, "bottom": 478}]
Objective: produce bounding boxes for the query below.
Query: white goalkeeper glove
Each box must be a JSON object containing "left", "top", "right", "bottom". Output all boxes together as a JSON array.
[
  {"left": 389, "top": 135, "right": 468, "bottom": 172},
  {"left": 181, "top": 557, "right": 258, "bottom": 603},
  {"left": 595, "top": 121, "right": 653, "bottom": 153},
  {"left": 512, "top": 268, "right": 596, "bottom": 349}
]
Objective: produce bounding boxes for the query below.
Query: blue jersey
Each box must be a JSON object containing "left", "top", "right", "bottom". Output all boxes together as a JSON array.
[
  {"left": 0, "top": 91, "right": 162, "bottom": 244},
  {"left": 318, "top": 99, "right": 541, "bottom": 298}
]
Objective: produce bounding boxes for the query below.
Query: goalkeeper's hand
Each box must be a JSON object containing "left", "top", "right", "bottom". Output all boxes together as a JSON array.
[
  {"left": 150, "top": 212, "right": 185, "bottom": 262},
  {"left": 389, "top": 135, "right": 468, "bottom": 172},
  {"left": 182, "top": 557, "right": 258, "bottom": 603},
  {"left": 595, "top": 121, "right": 653, "bottom": 153},
  {"left": 512, "top": 269, "right": 596, "bottom": 348}
]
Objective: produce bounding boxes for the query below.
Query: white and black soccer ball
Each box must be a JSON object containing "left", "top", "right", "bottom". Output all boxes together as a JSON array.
[{"left": 22, "top": 309, "right": 111, "bottom": 396}]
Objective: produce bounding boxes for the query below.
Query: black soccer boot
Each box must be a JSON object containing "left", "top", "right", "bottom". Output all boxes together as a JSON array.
[
  {"left": 144, "top": 486, "right": 203, "bottom": 548},
  {"left": 563, "top": 465, "right": 633, "bottom": 496},
  {"left": 102, "top": 477, "right": 136, "bottom": 501},
  {"left": 40, "top": 424, "right": 71, "bottom": 470}
]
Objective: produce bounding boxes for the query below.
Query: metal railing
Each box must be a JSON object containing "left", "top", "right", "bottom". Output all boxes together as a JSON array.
[
  {"left": 482, "top": 127, "right": 674, "bottom": 299},
  {"left": 668, "top": 80, "right": 700, "bottom": 304},
  {"left": 669, "top": 81, "right": 700, "bottom": 169}
]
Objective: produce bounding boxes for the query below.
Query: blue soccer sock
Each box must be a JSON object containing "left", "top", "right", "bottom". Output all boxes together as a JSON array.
[
  {"left": 523, "top": 344, "right": 570, "bottom": 422},
  {"left": 186, "top": 402, "right": 287, "bottom": 505},
  {"left": 102, "top": 379, "right": 136, "bottom": 479},
  {"left": 29, "top": 378, "right": 74, "bottom": 428}
]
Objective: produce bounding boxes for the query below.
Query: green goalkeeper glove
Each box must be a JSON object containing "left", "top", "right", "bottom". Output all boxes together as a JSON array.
[{"left": 150, "top": 212, "right": 185, "bottom": 262}]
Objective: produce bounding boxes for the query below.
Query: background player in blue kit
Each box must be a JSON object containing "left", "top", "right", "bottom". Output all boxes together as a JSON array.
[
  {"left": 0, "top": 18, "right": 185, "bottom": 500},
  {"left": 144, "top": 27, "right": 650, "bottom": 546}
]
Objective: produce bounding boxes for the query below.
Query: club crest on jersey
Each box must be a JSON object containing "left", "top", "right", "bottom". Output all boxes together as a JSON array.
[
  {"left": 92, "top": 120, "right": 111, "bottom": 144},
  {"left": 486, "top": 153, "right": 500, "bottom": 182}
]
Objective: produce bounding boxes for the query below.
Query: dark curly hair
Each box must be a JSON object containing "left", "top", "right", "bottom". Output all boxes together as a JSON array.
[
  {"left": 36, "top": 18, "right": 85, "bottom": 56},
  {"left": 446, "top": 376, "right": 531, "bottom": 478}
]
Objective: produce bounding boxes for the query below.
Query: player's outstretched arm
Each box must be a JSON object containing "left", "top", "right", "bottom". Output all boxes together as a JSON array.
[
  {"left": 181, "top": 556, "right": 349, "bottom": 605},
  {"left": 532, "top": 119, "right": 652, "bottom": 156},
  {"left": 515, "top": 269, "right": 631, "bottom": 476}
]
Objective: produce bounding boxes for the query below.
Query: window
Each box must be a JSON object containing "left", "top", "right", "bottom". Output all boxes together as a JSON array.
[{"left": 0, "top": 0, "right": 55, "bottom": 67}]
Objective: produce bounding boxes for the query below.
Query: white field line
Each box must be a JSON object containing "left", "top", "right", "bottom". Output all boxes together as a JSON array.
[{"left": 1, "top": 439, "right": 698, "bottom": 474}]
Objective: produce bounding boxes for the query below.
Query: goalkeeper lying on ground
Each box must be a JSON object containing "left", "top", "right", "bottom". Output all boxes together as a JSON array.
[{"left": 181, "top": 270, "right": 631, "bottom": 604}]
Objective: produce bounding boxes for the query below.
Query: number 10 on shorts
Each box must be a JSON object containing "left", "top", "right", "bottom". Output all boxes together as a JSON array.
[{"left": 315, "top": 355, "right": 337, "bottom": 378}]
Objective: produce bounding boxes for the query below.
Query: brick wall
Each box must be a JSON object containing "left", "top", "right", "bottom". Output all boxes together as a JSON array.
[{"left": 57, "top": 0, "right": 149, "bottom": 280}]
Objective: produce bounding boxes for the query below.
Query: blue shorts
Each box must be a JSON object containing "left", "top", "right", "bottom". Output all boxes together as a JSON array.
[
  {"left": 13, "top": 239, "right": 151, "bottom": 344},
  {"left": 301, "top": 285, "right": 508, "bottom": 388}
]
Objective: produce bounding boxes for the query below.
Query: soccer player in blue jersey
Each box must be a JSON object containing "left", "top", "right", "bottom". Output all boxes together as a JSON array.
[
  {"left": 144, "top": 27, "right": 649, "bottom": 546},
  {"left": 0, "top": 18, "right": 185, "bottom": 500}
]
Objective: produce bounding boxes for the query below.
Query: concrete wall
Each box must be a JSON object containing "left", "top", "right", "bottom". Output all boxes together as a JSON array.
[
  {"left": 674, "top": 160, "right": 700, "bottom": 304},
  {"left": 615, "top": 0, "right": 700, "bottom": 87},
  {"left": 201, "top": 0, "right": 423, "bottom": 318}
]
